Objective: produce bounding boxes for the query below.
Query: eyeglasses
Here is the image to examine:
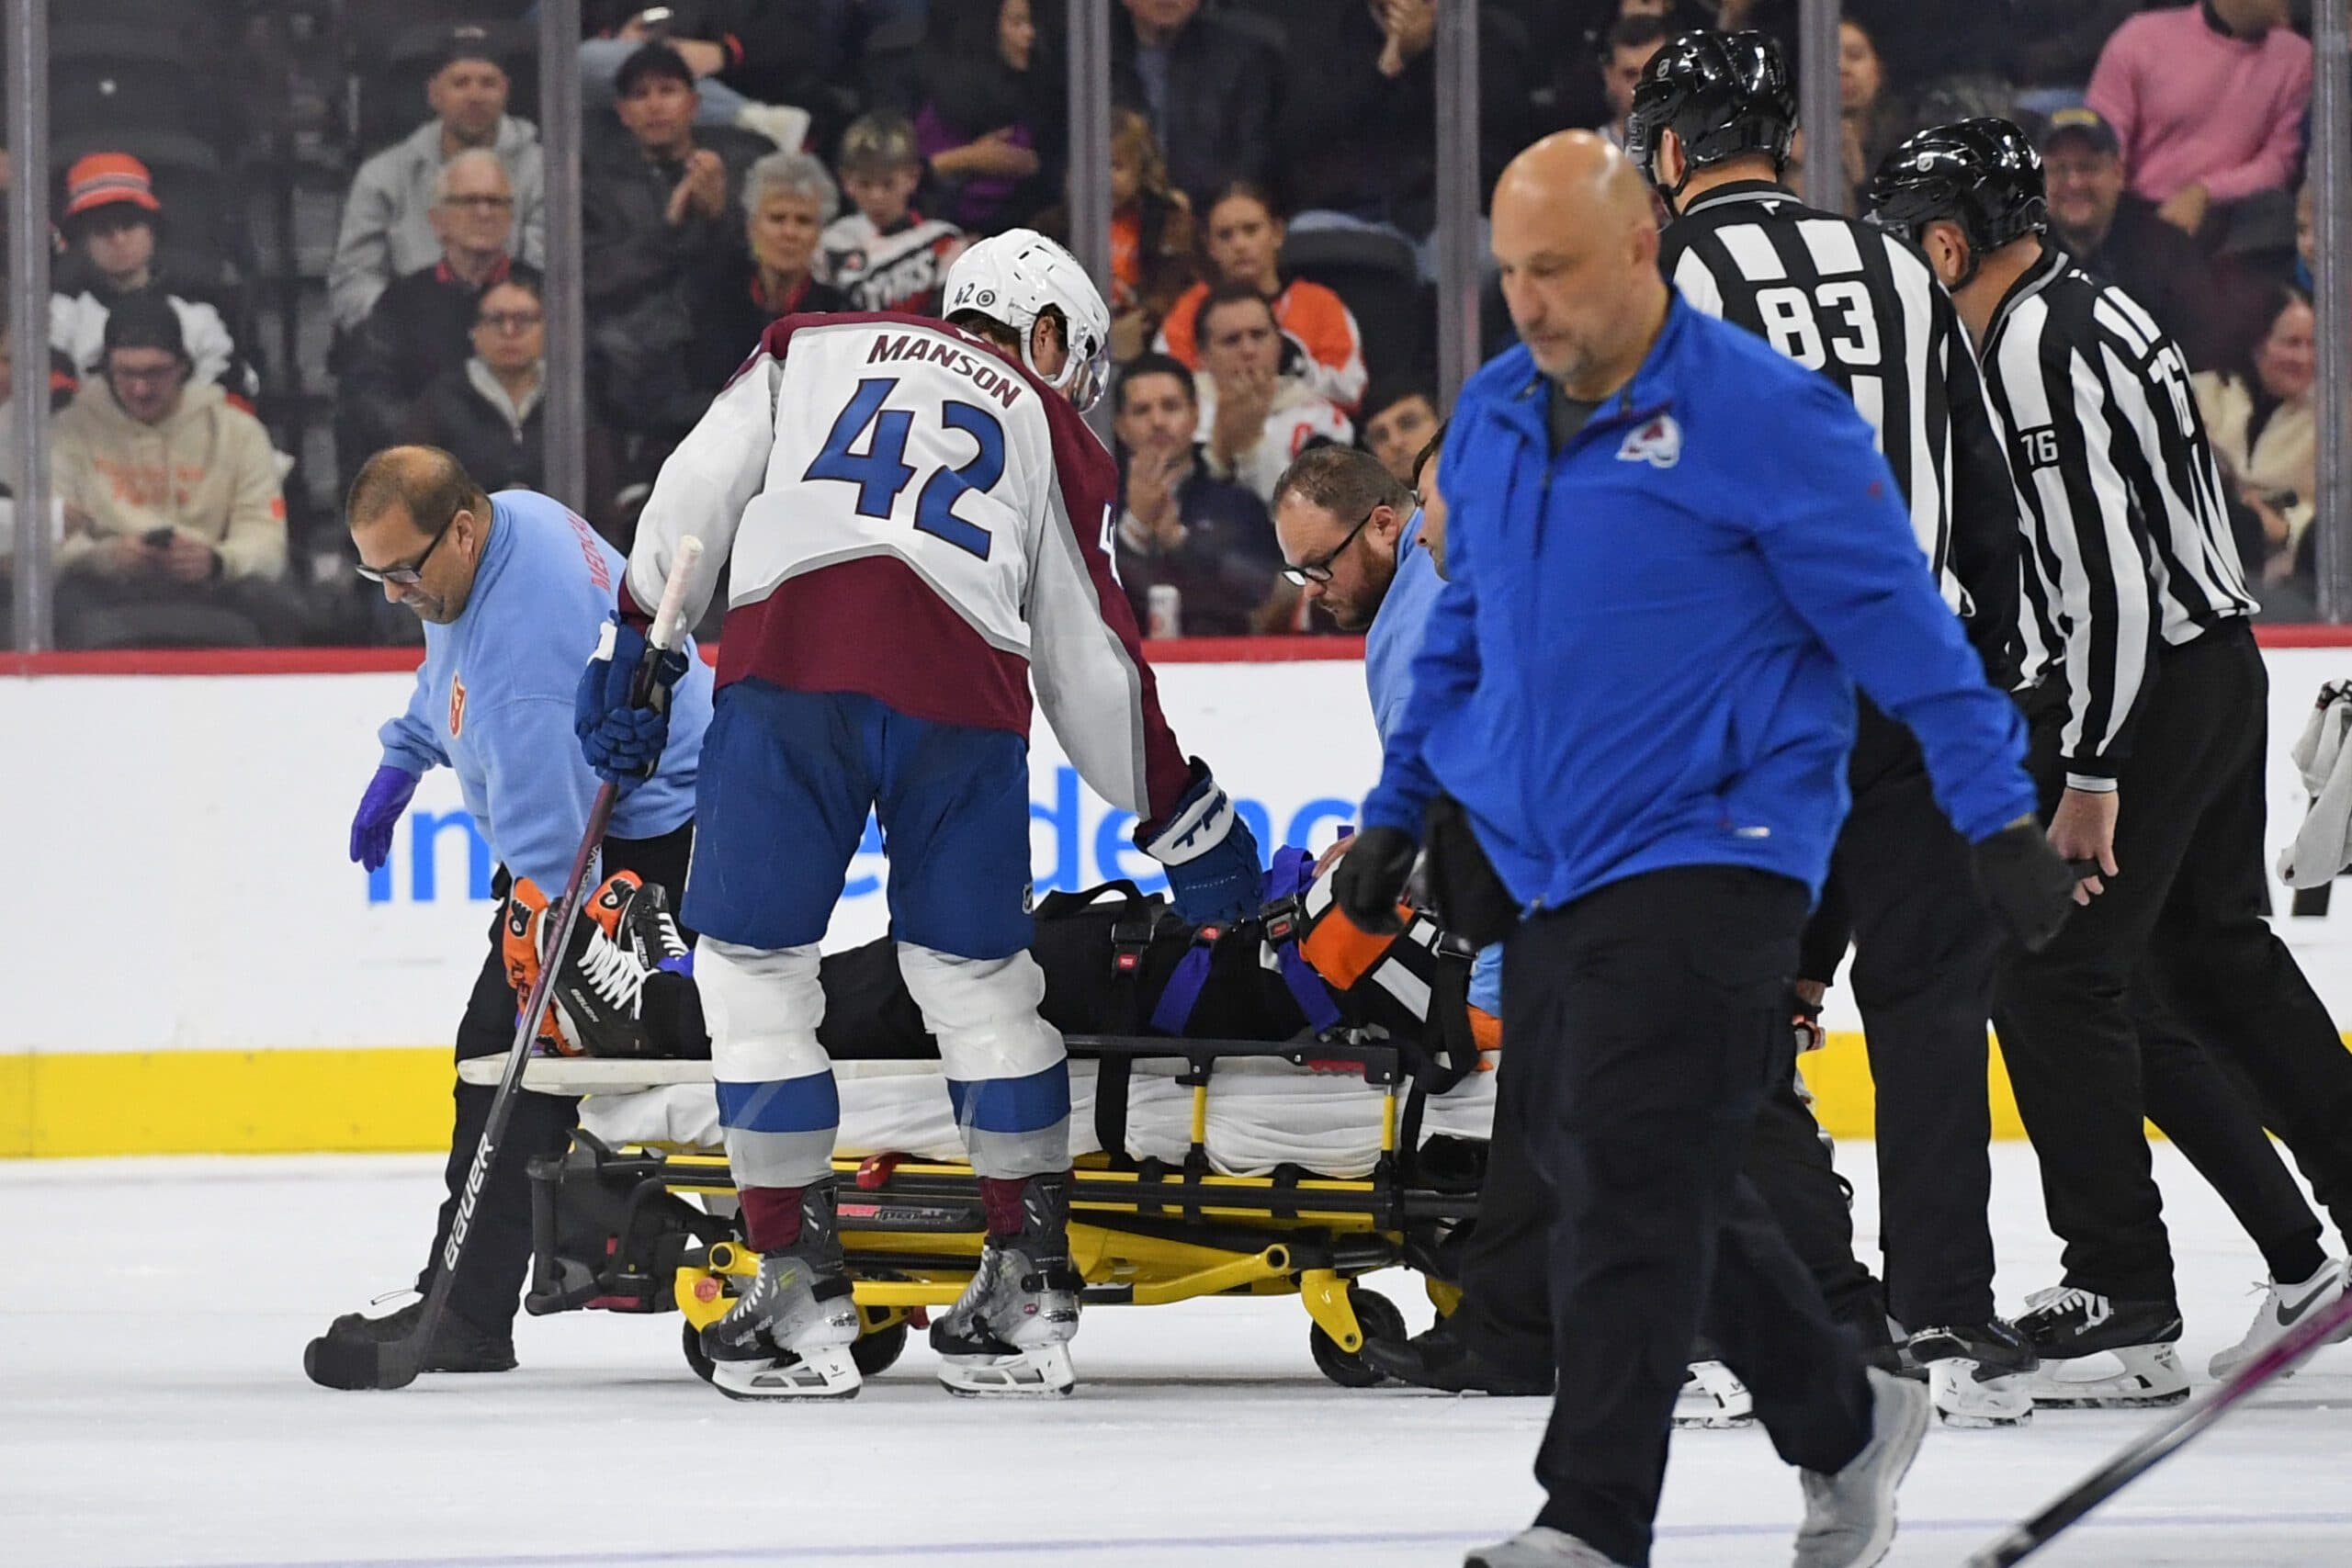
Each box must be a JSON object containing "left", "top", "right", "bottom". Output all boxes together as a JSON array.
[
  {"left": 1282, "top": 503, "right": 1381, "bottom": 586},
  {"left": 108, "top": 361, "right": 183, "bottom": 387},
  {"left": 356, "top": 503, "right": 463, "bottom": 586},
  {"left": 478, "top": 310, "right": 544, "bottom": 333},
  {"left": 443, "top": 194, "right": 514, "bottom": 210}
]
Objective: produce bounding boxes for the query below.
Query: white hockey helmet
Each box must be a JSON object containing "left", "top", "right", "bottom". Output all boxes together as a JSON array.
[{"left": 942, "top": 228, "right": 1114, "bottom": 412}]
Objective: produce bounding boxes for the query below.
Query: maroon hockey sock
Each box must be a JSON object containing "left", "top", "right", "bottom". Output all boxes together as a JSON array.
[
  {"left": 978, "top": 1176, "right": 1028, "bottom": 1238},
  {"left": 739, "top": 1185, "right": 805, "bottom": 1252}
]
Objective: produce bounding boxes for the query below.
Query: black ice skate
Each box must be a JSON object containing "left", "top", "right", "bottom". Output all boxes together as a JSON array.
[
  {"left": 1905, "top": 1319, "right": 2037, "bottom": 1427},
  {"left": 505, "top": 873, "right": 698, "bottom": 1058},
  {"left": 700, "top": 1181, "right": 862, "bottom": 1401},
  {"left": 2015, "top": 1285, "right": 2188, "bottom": 1407},
  {"left": 930, "top": 1172, "right": 1082, "bottom": 1396}
]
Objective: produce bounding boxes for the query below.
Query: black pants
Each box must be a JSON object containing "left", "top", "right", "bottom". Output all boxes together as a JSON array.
[
  {"left": 415, "top": 821, "right": 696, "bottom": 1335},
  {"left": 1995, "top": 625, "right": 2352, "bottom": 1302},
  {"left": 1813, "top": 702, "right": 2005, "bottom": 1328},
  {"left": 1510, "top": 867, "right": 1871, "bottom": 1567},
  {"left": 1453, "top": 997, "right": 1887, "bottom": 1379}
]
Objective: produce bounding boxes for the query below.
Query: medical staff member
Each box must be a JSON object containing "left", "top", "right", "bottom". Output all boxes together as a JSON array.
[
  {"left": 1331, "top": 133, "right": 2075, "bottom": 1568},
  {"left": 305, "top": 446, "right": 712, "bottom": 1388}
]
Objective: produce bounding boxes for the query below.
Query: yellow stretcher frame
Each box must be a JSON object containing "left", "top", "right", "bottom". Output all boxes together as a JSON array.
[{"left": 528, "top": 1034, "right": 1476, "bottom": 1384}]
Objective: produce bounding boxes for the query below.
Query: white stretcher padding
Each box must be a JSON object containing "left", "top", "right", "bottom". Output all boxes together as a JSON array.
[{"left": 459, "top": 1053, "right": 1498, "bottom": 1180}]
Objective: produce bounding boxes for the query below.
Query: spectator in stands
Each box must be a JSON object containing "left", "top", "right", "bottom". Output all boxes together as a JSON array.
[
  {"left": 578, "top": 0, "right": 823, "bottom": 152},
  {"left": 1192, "top": 283, "right": 1352, "bottom": 506},
  {"left": 50, "top": 297, "right": 300, "bottom": 646},
  {"left": 1358, "top": 378, "right": 1441, "bottom": 486},
  {"left": 406, "top": 276, "right": 549, "bottom": 498},
  {"left": 339, "top": 151, "right": 540, "bottom": 473},
  {"left": 1110, "top": 0, "right": 1280, "bottom": 212},
  {"left": 1273, "top": 0, "right": 1529, "bottom": 252},
  {"left": 1830, "top": 17, "right": 1913, "bottom": 211},
  {"left": 817, "top": 113, "right": 967, "bottom": 315},
  {"left": 1042, "top": 107, "right": 1197, "bottom": 361},
  {"left": 583, "top": 42, "right": 768, "bottom": 462},
  {"left": 332, "top": 26, "right": 547, "bottom": 333},
  {"left": 50, "top": 153, "right": 260, "bottom": 408},
  {"left": 2196, "top": 284, "right": 2317, "bottom": 584},
  {"left": 916, "top": 0, "right": 1062, "bottom": 234},
  {"left": 692, "top": 152, "right": 852, "bottom": 392},
  {"left": 1111, "top": 352, "right": 1285, "bottom": 637},
  {"left": 2041, "top": 107, "right": 2220, "bottom": 367},
  {"left": 1595, "top": 17, "right": 1670, "bottom": 147},
  {"left": 2007, "top": 0, "right": 2145, "bottom": 106},
  {"left": 2086, "top": 0, "right": 2312, "bottom": 244},
  {"left": 1155, "top": 183, "right": 1367, "bottom": 412}
]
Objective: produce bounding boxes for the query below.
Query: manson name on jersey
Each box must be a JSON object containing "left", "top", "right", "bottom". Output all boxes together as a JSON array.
[{"left": 865, "top": 333, "right": 1027, "bottom": 411}]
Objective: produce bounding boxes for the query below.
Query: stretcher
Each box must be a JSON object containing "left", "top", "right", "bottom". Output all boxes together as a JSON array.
[{"left": 474, "top": 1030, "right": 1492, "bottom": 1386}]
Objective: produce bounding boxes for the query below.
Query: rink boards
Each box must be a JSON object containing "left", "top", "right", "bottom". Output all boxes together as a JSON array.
[{"left": 5, "top": 637, "right": 2349, "bottom": 1157}]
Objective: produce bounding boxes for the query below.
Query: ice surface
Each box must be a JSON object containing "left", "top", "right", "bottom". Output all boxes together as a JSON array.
[{"left": 5, "top": 1143, "right": 2347, "bottom": 1568}]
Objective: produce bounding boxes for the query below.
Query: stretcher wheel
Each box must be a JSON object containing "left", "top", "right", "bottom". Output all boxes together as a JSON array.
[
  {"left": 1309, "top": 1286, "right": 1405, "bottom": 1388},
  {"left": 682, "top": 1319, "right": 717, "bottom": 1384},
  {"left": 852, "top": 1319, "right": 910, "bottom": 1377}
]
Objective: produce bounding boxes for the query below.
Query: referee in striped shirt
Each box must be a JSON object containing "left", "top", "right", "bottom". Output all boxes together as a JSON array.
[
  {"left": 1628, "top": 31, "right": 2035, "bottom": 1422},
  {"left": 1868, "top": 119, "right": 2352, "bottom": 1404}
]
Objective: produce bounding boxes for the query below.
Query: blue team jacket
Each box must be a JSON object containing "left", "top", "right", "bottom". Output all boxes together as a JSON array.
[
  {"left": 379, "top": 490, "right": 714, "bottom": 891},
  {"left": 1361, "top": 296, "right": 2033, "bottom": 911}
]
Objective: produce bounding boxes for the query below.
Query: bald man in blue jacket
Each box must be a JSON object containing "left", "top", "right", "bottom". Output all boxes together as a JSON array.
[{"left": 1334, "top": 137, "right": 2075, "bottom": 1568}]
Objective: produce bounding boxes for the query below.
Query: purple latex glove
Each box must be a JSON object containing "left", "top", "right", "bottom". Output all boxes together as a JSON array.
[{"left": 349, "top": 764, "right": 420, "bottom": 872}]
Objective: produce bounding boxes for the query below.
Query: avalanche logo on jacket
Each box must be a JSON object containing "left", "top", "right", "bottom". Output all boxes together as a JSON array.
[{"left": 1617, "top": 413, "right": 1682, "bottom": 469}]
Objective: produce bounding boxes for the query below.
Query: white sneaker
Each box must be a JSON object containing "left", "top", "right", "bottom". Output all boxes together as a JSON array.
[
  {"left": 2209, "top": 1258, "right": 2350, "bottom": 1380},
  {"left": 1464, "top": 1527, "right": 1627, "bottom": 1567},
  {"left": 1793, "top": 1368, "right": 1930, "bottom": 1568},
  {"left": 1673, "top": 1359, "right": 1755, "bottom": 1427}
]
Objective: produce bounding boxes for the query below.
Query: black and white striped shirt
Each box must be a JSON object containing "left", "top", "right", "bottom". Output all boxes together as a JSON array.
[
  {"left": 1660, "top": 182, "right": 2021, "bottom": 682},
  {"left": 1979, "top": 245, "right": 2254, "bottom": 784}
]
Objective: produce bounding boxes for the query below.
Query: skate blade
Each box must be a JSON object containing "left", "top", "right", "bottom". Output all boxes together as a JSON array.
[
  {"left": 1670, "top": 1406, "right": 1756, "bottom": 1429},
  {"left": 937, "top": 1343, "right": 1076, "bottom": 1398},
  {"left": 709, "top": 1346, "right": 863, "bottom": 1402},
  {"left": 1931, "top": 1362, "right": 2034, "bottom": 1427},
  {"left": 2026, "top": 1345, "right": 2188, "bottom": 1408}
]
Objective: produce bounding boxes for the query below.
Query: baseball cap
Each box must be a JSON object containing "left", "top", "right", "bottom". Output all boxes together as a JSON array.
[
  {"left": 838, "top": 113, "right": 922, "bottom": 175},
  {"left": 2040, "top": 107, "right": 2120, "bottom": 159},
  {"left": 63, "top": 152, "right": 161, "bottom": 220},
  {"left": 434, "top": 23, "right": 505, "bottom": 74}
]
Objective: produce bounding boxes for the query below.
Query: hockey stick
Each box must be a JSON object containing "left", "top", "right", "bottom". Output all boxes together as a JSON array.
[
  {"left": 1963, "top": 1282, "right": 2352, "bottom": 1565},
  {"left": 315, "top": 538, "right": 704, "bottom": 1393}
]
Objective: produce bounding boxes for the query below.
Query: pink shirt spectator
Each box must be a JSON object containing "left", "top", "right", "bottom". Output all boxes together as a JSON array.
[{"left": 2086, "top": 4, "right": 2311, "bottom": 206}]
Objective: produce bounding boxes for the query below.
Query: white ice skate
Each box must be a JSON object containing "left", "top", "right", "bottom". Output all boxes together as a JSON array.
[
  {"left": 1672, "top": 1359, "right": 1754, "bottom": 1428},
  {"left": 2210, "top": 1258, "right": 2351, "bottom": 1381},
  {"left": 930, "top": 1237, "right": 1081, "bottom": 1396},
  {"left": 700, "top": 1183, "right": 862, "bottom": 1402},
  {"left": 1907, "top": 1321, "right": 2036, "bottom": 1427},
  {"left": 2015, "top": 1286, "right": 2188, "bottom": 1408},
  {"left": 930, "top": 1172, "right": 1081, "bottom": 1397}
]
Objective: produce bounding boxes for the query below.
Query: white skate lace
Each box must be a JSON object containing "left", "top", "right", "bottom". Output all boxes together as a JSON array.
[
  {"left": 2025, "top": 1285, "right": 2112, "bottom": 1326},
  {"left": 576, "top": 931, "right": 649, "bottom": 1016}
]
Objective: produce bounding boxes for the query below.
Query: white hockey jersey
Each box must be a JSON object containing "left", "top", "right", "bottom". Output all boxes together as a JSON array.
[{"left": 621, "top": 310, "right": 1193, "bottom": 824}]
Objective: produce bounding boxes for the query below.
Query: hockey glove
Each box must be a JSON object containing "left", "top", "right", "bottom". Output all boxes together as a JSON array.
[
  {"left": 1972, "top": 816, "right": 2077, "bottom": 953},
  {"left": 1331, "top": 825, "right": 1419, "bottom": 937},
  {"left": 1138, "top": 761, "right": 1264, "bottom": 926},
  {"left": 348, "top": 764, "right": 420, "bottom": 872},
  {"left": 575, "top": 613, "right": 690, "bottom": 795}
]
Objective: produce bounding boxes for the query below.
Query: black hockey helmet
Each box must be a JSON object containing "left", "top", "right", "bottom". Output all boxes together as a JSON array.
[
  {"left": 1863, "top": 118, "right": 2049, "bottom": 284},
  {"left": 1623, "top": 30, "right": 1797, "bottom": 210}
]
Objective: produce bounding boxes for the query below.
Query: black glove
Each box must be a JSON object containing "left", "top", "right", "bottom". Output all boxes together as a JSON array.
[
  {"left": 1332, "top": 825, "right": 1419, "bottom": 935},
  {"left": 1972, "top": 817, "right": 2077, "bottom": 953}
]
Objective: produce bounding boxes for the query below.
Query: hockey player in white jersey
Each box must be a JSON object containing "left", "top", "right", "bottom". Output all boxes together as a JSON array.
[{"left": 575, "top": 231, "right": 1262, "bottom": 1400}]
